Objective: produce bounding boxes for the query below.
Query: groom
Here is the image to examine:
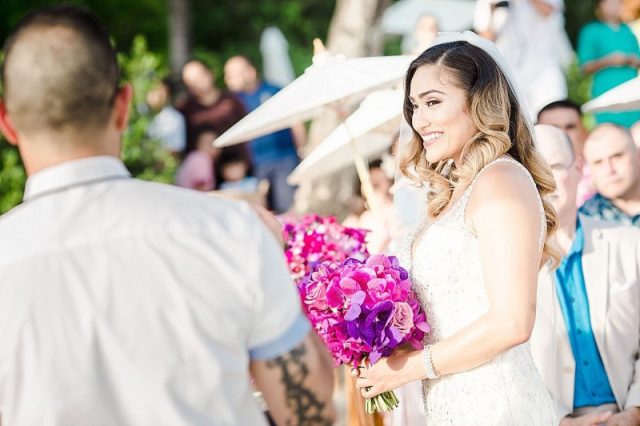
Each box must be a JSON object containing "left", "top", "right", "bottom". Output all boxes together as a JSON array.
[
  {"left": 0, "top": 5, "right": 334, "bottom": 425},
  {"left": 530, "top": 124, "right": 640, "bottom": 425}
]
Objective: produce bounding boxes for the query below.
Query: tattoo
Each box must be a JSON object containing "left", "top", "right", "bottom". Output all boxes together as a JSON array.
[{"left": 266, "top": 341, "right": 332, "bottom": 426}]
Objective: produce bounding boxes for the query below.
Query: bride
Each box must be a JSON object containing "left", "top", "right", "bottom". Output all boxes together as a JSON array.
[{"left": 354, "top": 32, "right": 559, "bottom": 424}]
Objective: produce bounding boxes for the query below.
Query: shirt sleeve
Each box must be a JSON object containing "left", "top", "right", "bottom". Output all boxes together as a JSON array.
[
  {"left": 577, "top": 23, "right": 599, "bottom": 65},
  {"left": 246, "top": 211, "right": 311, "bottom": 360}
]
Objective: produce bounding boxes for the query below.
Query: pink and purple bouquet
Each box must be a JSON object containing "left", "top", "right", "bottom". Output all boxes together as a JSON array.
[
  {"left": 298, "top": 254, "right": 430, "bottom": 413},
  {"left": 281, "top": 214, "right": 369, "bottom": 282}
]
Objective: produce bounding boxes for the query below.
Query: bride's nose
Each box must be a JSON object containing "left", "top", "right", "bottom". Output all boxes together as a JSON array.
[{"left": 413, "top": 110, "right": 431, "bottom": 134}]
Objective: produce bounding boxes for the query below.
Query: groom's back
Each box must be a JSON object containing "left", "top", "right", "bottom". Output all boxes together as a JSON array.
[{"left": 0, "top": 173, "right": 291, "bottom": 425}]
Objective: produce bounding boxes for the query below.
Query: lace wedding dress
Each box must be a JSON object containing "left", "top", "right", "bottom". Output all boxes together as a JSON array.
[{"left": 405, "top": 157, "right": 556, "bottom": 425}]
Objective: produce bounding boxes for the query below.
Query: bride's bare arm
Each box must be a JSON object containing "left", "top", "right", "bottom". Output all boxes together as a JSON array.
[{"left": 357, "top": 162, "right": 544, "bottom": 397}]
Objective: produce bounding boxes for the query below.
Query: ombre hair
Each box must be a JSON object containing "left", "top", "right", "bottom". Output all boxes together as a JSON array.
[{"left": 399, "top": 41, "right": 559, "bottom": 266}]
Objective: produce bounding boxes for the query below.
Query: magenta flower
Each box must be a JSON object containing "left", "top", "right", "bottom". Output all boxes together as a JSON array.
[{"left": 280, "top": 215, "right": 369, "bottom": 283}]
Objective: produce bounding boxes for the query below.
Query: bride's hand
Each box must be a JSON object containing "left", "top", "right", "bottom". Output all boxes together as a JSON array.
[{"left": 354, "top": 348, "right": 424, "bottom": 398}]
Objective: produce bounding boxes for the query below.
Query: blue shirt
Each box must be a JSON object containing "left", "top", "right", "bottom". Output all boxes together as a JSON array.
[
  {"left": 235, "top": 82, "right": 298, "bottom": 165},
  {"left": 555, "top": 219, "right": 616, "bottom": 409},
  {"left": 580, "top": 193, "right": 640, "bottom": 227}
]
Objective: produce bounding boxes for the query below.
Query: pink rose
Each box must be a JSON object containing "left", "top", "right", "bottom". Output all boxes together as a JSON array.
[{"left": 391, "top": 302, "right": 414, "bottom": 336}]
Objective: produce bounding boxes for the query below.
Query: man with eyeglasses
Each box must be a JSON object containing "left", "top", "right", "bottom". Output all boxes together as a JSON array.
[{"left": 529, "top": 124, "right": 640, "bottom": 426}]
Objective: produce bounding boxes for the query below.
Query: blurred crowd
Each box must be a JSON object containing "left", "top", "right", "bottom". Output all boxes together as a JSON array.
[
  {"left": 145, "top": 55, "right": 303, "bottom": 214},
  {"left": 144, "top": 0, "right": 640, "bottom": 236}
]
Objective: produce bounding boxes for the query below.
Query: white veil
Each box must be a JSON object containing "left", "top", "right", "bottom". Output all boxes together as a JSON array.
[{"left": 396, "top": 30, "right": 536, "bottom": 151}]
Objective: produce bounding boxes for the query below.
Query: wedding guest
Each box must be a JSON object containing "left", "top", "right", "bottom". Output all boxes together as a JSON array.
[
  {"left": 218, "top": 151, "right": 260, "bottom": 193},
  {"left": 146, "top": 77, "right": 186, "bottom": 156},
  {"left": 474, "top": 0, "right": 572, "bottom": 115},
  {"left": 530, "top": 124, "right": 640, "bottom": 425},
  {"left": 175, "top": 126, "right": 219, "bottom": 191},
  {"left": 537, "top": 99, "right": 595, "bottom": 206},
  {"left": 579, "top": 123, "right": 640, "bottom": 226},
  {"left": 180, "top": 59, "right": 251, "bottom": 187},
  {"left": 578, "top": 0, "right": 640, "bottom": 127},
  {"left": 224, "top": 55, "right": 304, "bottom": 213},
  {"left": 0, "top": 5, "right": 335, "bottom": 425},
  {"left": 352, "top": 159, "right": 401, "bottom": 255},
  {"left": 402, "top": 14, "right": 439, "bottom": 55}
]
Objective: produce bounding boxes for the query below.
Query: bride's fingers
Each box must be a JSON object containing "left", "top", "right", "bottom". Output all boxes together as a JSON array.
[
  {"left": 360, "top": 385, "right": 380, "bottom": 398},
  {"left": 356, "top": 377, "right": 373, "bottom": 389}
]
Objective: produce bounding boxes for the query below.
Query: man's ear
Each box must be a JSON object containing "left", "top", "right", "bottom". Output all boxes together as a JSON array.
[
  {"left": 0, "top": 101, "right": 19, "bottom": 145},
  {"left": 113, "top": 84, "right": 132, "bottom": 132}
]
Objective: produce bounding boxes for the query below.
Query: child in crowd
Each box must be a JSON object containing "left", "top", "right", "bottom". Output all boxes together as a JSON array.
[
  {"left": 218, "top": 152, "right": 260, "bottom": 193},
  {"left": 175, "top": 126, "right": 219, "bottom": 191}
]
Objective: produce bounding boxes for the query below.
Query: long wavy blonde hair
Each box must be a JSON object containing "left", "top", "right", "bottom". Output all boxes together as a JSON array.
[{"left": 398, "top": 41, "right": 559, "bottom": 266}]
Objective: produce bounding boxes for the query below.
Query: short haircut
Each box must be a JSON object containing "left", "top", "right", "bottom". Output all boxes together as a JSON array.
[
  {"left": 536, "top": 99, "right": 582, "bottom": 122},
  {"left": 225, "top": 55, "right": 258, "bottom": 71},
  {"left": 2, "top": 5, "right": 119, "bottom": 133}
]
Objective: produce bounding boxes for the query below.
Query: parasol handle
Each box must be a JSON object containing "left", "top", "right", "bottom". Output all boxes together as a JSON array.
[{"left": 344, "top": 122, "right": 379, "bottom": 213}]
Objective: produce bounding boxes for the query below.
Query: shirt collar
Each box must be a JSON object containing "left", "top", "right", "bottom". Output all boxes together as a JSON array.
[
  {"left": 594, "top": 192, "right": 639, "bottom": 220},
  {"left": 24, "top": 156, "right": 131, "bottom": 202},
  {"left": 567, "top": 217, "right": 585, "bottom": 258}
]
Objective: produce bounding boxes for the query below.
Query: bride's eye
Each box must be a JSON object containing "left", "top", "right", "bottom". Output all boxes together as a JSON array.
[
  {"left": 411, "top": 103, "right": 419, "bottom": 110},
  {"left": 426, "top": 100, "right": 440, "bottom": 107}
]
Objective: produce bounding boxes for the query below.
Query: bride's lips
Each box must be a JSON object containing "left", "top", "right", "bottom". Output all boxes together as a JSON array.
[{"left": 421, "top": 131, "right": 443, "bottom": 149}]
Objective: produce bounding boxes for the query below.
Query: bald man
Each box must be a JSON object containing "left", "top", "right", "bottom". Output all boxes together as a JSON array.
[
  {"left": 0, "top": 5, "right": 334, "bottom": 425},
  {"left": 579, "top": 123, "right": 640, "bottom": 227},
  {"left": 223, "top": 55, "right": 304, "bottom": 213},
  {"left": 530, "top": 124, "right": 640, "bottom": 425}
]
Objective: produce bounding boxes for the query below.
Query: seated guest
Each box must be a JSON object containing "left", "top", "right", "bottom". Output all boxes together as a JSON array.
[
  {"left": 175, "top": 126, "right": 218, "bottom": 191},
  {"left": 579, "top": 123, "right": 640, "bottom": 226},
  {"left": 537, "top": 99, "right": 594, "bottom": 206},
  {"left": 530, "top": 125, "right": 640, "bottom": 425}
]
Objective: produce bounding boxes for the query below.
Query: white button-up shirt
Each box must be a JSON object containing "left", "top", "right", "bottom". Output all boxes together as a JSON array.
[{"left": 0, "top": 156, "right": 309, "bottom": 425}]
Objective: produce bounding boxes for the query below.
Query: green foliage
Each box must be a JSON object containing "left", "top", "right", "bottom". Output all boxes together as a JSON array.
[
  {"left": 566, "top": 59, "right": 597, "bottom": 130},
  {"left": 0, "top": 144, "right": 25, "bottom": 214},
  {"left": 0, "top": 0, "right": 168, "bottom": 53},
  {"left": 119, "top": 36, "right": 177, "bottom": 184},
  {"left": 0, "top": 36, "right": 177, "bottom": 214},
  {"left": 190, "top": 0, "right": 336, "bottom": 77},
  {"left": 564, "top": 0, "right": 597, "bottom": 48}
]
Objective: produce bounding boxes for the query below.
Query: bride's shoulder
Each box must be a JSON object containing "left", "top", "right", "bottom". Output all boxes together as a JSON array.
[{"left": 467, "top": 159, "right": 540, "bottom": 215}]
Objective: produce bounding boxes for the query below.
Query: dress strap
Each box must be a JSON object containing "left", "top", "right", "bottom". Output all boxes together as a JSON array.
[{"left": 461, "top": 156, "right": 546, "bottom": 251}]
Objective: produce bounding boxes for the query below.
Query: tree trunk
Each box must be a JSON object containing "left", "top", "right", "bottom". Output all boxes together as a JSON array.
[
  {"left": 295, "top": 0, "right": 389, "bottom": 220},
  {"left": 168, "top": 0, "right": 190, "bottom": 78}
]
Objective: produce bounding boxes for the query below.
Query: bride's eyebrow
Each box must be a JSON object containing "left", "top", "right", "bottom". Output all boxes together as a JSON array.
[{"left": 409, "top": 89, "right": 445, "bottom": 102}]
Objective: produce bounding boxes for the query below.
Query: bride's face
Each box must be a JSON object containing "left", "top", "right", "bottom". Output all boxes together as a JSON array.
[{"left": 409, "top": 65, "right": 477, "bottom": 165}]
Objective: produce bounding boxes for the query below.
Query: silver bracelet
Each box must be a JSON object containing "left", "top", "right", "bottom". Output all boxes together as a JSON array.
[{"left": 423, "top": 345, "right": 440, "bottom": 379}]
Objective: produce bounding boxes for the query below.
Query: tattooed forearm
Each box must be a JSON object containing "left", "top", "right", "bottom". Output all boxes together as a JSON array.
[{"left": 266, "top": 341, "right": 333, "bottom": 426}]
